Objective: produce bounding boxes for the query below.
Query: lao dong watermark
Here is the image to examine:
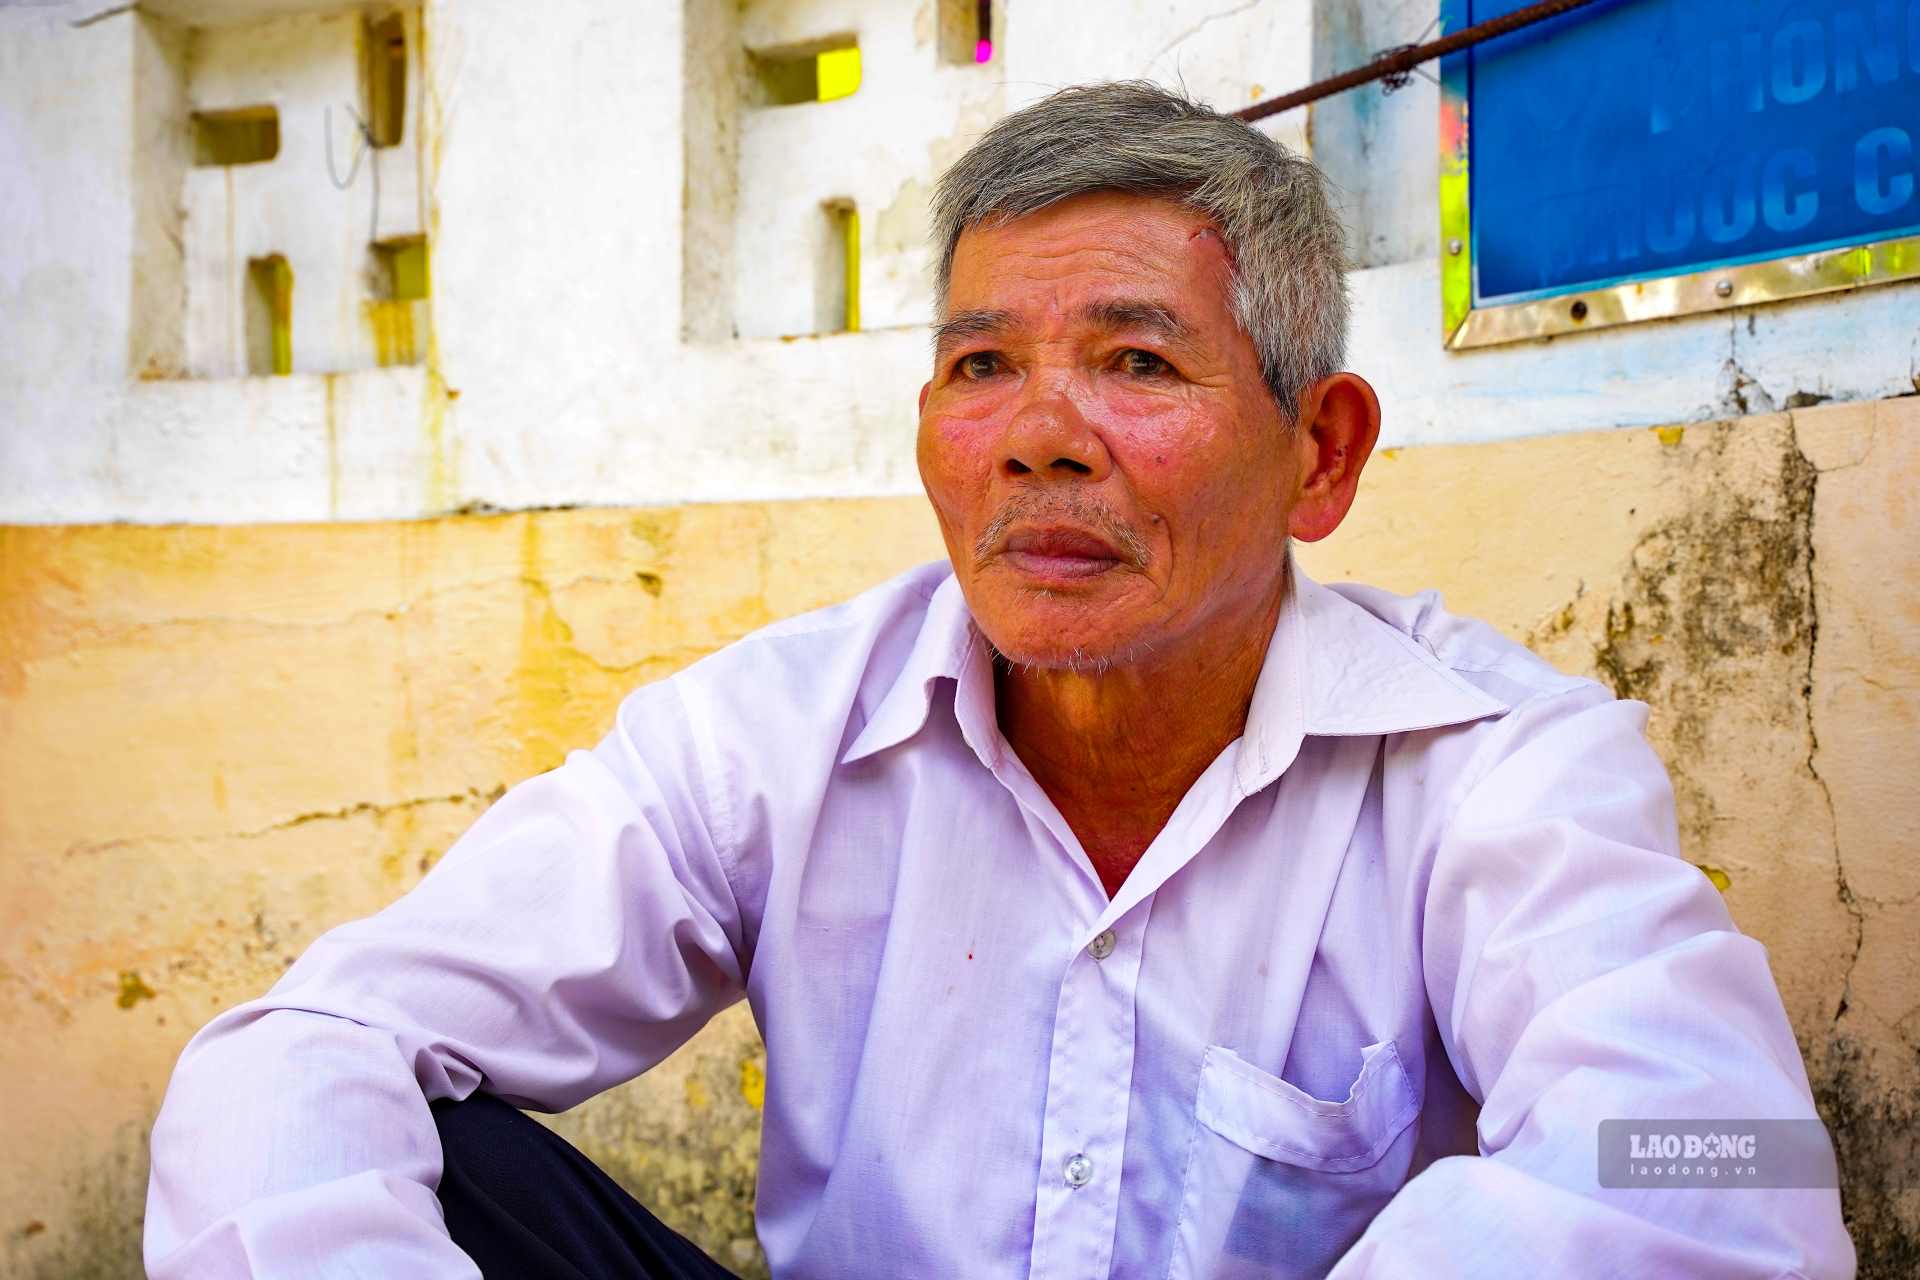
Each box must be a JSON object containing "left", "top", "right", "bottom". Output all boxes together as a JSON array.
[{"left": 1599, "top": 1120, "right": 1839, "bottom": 1189}]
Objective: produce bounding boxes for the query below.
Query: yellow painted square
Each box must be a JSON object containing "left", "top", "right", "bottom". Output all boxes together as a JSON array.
[{"left": 816, "top": 46, "right": 861, "bottom": 102}]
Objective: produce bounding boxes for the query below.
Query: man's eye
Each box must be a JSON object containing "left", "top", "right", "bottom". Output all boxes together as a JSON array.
[
  {"left": 1118, "top": 349, "right": 1170, "bottom": 377},
  {"left": 958, "top": 352, "right": 1002, "bottom": 380}
]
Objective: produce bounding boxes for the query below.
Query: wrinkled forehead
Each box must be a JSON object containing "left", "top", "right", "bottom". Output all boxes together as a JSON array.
[{"left": 942, "top": 191, "right": 1234, "bottom": 319}]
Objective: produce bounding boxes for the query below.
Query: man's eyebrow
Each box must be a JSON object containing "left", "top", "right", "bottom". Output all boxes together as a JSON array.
[
  {"left": 1081, "top": 299, "right": 1193, "bottom": 343},
  {"left": 931, "top": 309, "right": 1015, "bottom": 359}
]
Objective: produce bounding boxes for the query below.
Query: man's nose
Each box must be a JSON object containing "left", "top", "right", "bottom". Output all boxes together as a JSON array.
[{"left": 1000, "top": 375, "right": 1112, "bottom": 481}]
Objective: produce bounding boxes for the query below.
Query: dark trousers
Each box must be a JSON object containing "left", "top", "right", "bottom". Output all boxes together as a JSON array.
[{"left": 432, "top": 1092, "right": 743, "bottom": 1280}]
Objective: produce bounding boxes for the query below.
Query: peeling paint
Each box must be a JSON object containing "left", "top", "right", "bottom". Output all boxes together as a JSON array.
[
  {"left": 114, "top": 971, "right": 156, "bottom": 1010},
  {"left": 1696, "top": 864, "right": 1732, "bottom": 893},
  {"left": 872, "top": 176, "right": 930, "bottom": 257},
  {"left": 1589, "top": 419, "right": 1815, "bottom": 859}
]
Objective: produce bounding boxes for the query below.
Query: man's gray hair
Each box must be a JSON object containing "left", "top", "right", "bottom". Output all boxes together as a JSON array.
[{"left": 932, "top": 81, "right": 1349, "bottom": 418}]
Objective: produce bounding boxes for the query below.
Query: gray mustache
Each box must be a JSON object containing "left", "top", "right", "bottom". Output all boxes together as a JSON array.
[{"left": 973, "top": 492, "right": 1152, "bottom": 567}]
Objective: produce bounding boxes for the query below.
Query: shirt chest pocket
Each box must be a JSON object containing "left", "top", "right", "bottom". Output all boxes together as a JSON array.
[{"left": 1168, "top": 1040, "right": 1420, "bottom": 1280}]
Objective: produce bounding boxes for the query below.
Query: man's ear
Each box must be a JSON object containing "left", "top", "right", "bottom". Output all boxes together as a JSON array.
[{"left": 1286, "top": 372, "right": 1381, "bottom": 543}]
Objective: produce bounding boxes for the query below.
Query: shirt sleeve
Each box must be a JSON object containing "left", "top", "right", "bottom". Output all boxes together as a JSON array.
[
  {"left": 144, "top": 679, "right": 749, "bottom": 1279},
  {"left": 1330, "top": 686, "right": 1855, "bottom": 1279}
]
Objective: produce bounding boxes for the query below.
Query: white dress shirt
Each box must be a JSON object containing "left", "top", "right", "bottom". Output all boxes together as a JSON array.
[{"left": 146, "top": 559, "right": 1853, "bottom": 1279}]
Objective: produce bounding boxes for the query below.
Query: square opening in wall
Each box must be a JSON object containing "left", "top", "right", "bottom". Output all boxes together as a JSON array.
[
  {"left": 366, "top": 235, "right": 429, "bottom": 367},
  {"left": 818, "top": 200, "right": 860, "bottom": 334},
  {"left": 938, "top": 0, "right": 994, "bottom": 64},
  {"left": 174, "top": 7, "right": 430, "bottom": 379},
  {"left": 751, "top": 39, "right": 861, "bottom": 106},
  {"left": 371, "top": 235, "right": 429, "bottom": 300},
  {"left": 364, "top": 13, "right": 406, "bottom": 148},
  {"left": 193, "top": 106, "right": 280, "bottom": 166},
  {"left": 246, "top": 254, "right": 294, "bottom": 376}
]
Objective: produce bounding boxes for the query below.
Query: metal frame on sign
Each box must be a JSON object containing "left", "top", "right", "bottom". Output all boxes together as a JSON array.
[{"left": 1437, "top": 0, "right": 1920, "bottom": 350}]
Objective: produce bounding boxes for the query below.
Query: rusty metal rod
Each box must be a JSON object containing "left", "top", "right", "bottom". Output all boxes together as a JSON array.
[{"left": 1234, "top": 0, "right": 1616, "bottom": 122}]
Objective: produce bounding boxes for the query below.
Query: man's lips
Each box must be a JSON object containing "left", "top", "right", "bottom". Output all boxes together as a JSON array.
[{"left": 999, "top": 526, "right": 1125, "bottom": 577}]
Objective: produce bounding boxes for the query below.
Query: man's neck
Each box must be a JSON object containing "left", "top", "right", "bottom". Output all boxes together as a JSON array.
[{"left": 993, "top": 573, "right": 1289, "bottom": 899}]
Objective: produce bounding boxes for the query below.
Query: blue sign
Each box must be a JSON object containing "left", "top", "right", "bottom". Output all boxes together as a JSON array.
[{"left": 1459, "top": 0, "right": 1920, "bottom": 305}]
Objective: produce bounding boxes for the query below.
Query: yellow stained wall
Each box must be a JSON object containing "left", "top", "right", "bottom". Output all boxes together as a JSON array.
[{"left": 2, "top": 399, "right": 1915, "bottom": 1276}]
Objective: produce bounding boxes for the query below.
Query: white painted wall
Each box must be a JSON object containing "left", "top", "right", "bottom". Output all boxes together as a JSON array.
[
  {"left": 730, "top": 0, "right": 1007, "bottom": 338},
  {"left": 180, "top": 9, "right": 427, "bottom": 378},
  {"left": 2, "top": 0, "right": 1916, "bottom": 524}
]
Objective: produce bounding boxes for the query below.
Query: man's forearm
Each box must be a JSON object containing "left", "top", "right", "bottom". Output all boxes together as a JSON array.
[
  {"left": 145, "top": 1004, "right": 480, "bottom": 1278},
  {"left": 1330, "top": 1153, "right": 1848, "bottom": 1279}
]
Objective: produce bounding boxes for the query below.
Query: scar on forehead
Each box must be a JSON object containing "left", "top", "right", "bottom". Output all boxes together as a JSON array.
[{"left": 1187, "top": 225, "right": 1236, "bottom": 270}]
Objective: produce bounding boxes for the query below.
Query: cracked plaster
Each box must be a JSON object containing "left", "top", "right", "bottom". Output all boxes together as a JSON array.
[
  {"left": 4, "top": 405, "right": 1918, "bottom": 1273},
  {"left": 0, "top": 497, "right": 946, "bottom": 1276},
  {"left": 1298, "top": 396, "right": 1920, "bottom": 1273}
]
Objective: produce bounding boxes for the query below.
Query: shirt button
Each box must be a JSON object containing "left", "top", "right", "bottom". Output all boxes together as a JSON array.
[
  {"left": 1087, "top": 930, "right": 1116, "bottom": 961},
  {"left": 1063, "top": 1153, "right": 1094, "bottom": 1188}
]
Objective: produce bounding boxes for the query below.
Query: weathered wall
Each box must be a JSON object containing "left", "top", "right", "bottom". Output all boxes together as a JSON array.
[
  {"left": 0, "top": 497, "right": 949, "bottom": 1278},
  {"left": 4, "top": 0, "right": 1917, "bottom": 524},
  {"left": 1299, "top": 395, "right": 1920, "bottom": 1275},
  {"left": 2, "top": 398, "right": 1915, "bottom": 1277},
  {"left": 3, "top": 1, "right": 1917, "bottom": 1274}
]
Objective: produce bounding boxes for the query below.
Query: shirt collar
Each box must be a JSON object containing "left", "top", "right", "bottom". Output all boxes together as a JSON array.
[
  {"left": 841, "top": 573, "right": 981, "bottom": 765},
  {"left": 839, "top": 555, "right": 1508, "bottom": 777},
  {"left": 1236, "top": 555, "right": 1508, "bottom": 793}
]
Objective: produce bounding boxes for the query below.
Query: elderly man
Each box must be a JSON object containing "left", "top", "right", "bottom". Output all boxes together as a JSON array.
[{"left": 146, "top": 83, "right": 1851, "bottom": 1278}]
